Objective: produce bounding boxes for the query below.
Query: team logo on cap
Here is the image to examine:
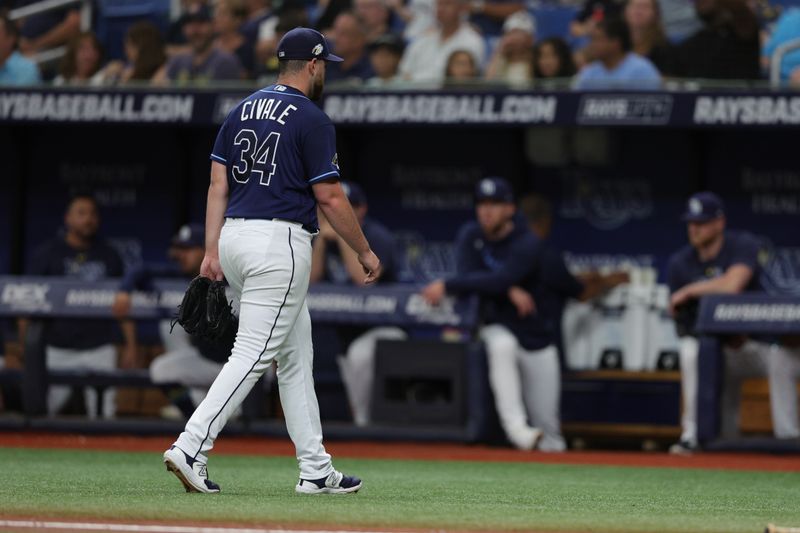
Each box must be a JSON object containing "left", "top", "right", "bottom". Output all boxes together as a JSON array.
[
  {"left": 312, "top": 44, "right": 323, "bottom": 56},
  {"left": 332, "top": 153, "right": 339, "bottom": 169},
  {"left": 480, "top": 179, "right": 496, "bottom": 195},
  {"left": 278, "top": 50, "right": 285, "bottom": 57},
  {"left": 178, "top": 225, "right": 191, "bottom": 241},
  {"left": 689, "top": 198, "right": 702, "bottom": 214}
]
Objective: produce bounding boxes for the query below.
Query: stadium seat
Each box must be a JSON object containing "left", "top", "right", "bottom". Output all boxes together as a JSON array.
[{"left": 530, "top": 5, "right": 578, "bottom": 42}]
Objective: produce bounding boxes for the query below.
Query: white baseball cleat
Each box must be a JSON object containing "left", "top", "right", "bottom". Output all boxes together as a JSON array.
[
  {"left": 295, "top": 470, "right": 362, "bottom": 494},
  {"left": 163, "top": 446, "right": 221, "bottom": 493}
]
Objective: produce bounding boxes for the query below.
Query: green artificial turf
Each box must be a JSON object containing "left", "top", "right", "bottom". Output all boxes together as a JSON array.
[{"left": 1, "top": 447, "right": 799, "bottom": 532}]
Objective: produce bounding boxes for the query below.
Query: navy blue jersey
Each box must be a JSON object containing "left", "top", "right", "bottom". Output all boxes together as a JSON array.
[
  {"left": 322, "top": 217, "right": 399, "bottom": 284},
  {"left": 667, "top": 230, "right": 763, "bottom": 293},
  {"left": 448, "top": 220, "right": 557, "bottom": 350},
  {"left": 211, "top": 83, "right": 340, "bottom": 230},
  {"left": 28, "top": 235, "right": 124, "bottom": 350},
  {"left": 667, "top": 230, "right": 764, "bottom": 334}
]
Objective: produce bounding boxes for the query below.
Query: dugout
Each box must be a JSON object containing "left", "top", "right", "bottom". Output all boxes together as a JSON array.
[{"left": 1, "top": 86, "right": 799, "bottom": 448}]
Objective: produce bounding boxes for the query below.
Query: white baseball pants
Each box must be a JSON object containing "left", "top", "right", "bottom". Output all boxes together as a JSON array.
[
  {"left": 174, "top": 218, "right": 334, "bottom": 480},
  {"left": 336, "top": 326, "right": 407, "bottom": 426},
  {"left": 678, "top": 336, "right": 800, "bottom": 444},
  {"left": 151, "top": 320, "right": 225, "bottom": 406},
  {"left": 480, "top": 324, "right": 565, "bottom": 451},
  {"left": 46, "top": 344, "right": 117, "bottom": 419}
]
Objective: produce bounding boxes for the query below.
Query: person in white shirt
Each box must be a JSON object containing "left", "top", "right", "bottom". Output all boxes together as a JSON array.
[{"left": 398, "top": 0, "right": 485, "bottom": 83}]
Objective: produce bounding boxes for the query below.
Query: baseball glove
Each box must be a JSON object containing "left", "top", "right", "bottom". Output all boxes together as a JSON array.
[
  {"left": 171, "top": 276, "right": 237, "bottom": 342},
  {"left": 204, "top": 279, "right": 236, "bottom": 341}
]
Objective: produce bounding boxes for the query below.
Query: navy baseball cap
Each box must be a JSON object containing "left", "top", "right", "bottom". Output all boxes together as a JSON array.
[
  {"left": 172, "top": 223, "right": 205, "bottom": 248},
  {"left": 277, "top": 27, "right": 343, "bottom": 62},
  {"left": 475, "top": 177, "right": 514, "bottom": 203},
  {"left": 342, "top": 181, "right": 367, "bottom": 206},
  {"left": 682, "top": 191, "right": 724, "bottom": 222}
]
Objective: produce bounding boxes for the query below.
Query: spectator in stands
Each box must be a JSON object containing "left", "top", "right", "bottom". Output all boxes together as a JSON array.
[
  {"left": 485, "top": 11, "right": 536, "bottom": 85},
  {"left": 310, "top": 182, "right": 405, "bottom": 427},
  {"left": 20, "top": 194, "right": 134, "bottom": 419},
  {"left": 444, "top": 49, "right": 480, "bottom": 83},
  {"left": 0, "top": 15, "right": 40, "bottom": 85},
  {"left": 671, "top": 0, "right": 760, "bottom": 80},
  {"left": 667, "top": 192, "right": 800, "bottom": 453},
  {"left": 533, "top": 37, "right": 577, "bottom": 79},
  {"left": 157, "top": 6, "right": 243, "bottom": 85},
  {"left": 366, "top": 32, "right": 404, "bottom": 86},
  {"left": 398, "top": 0, "right": 485, "bottom": 83},
  {"left": 53, "top": 31, "right": 102, "bottom": 85},
  {"left": 763, "top": 8, "right": 800, "bottom": 86},
  {"left": 326, "top": 11, "right": 375, "bottom": 83},
  {"left": 624, "top": 0, "right": 672, "bottom": 73},
  {"left": 315, "top": 0, "right": 351, "bottom": 33},
  {"left": 354, "top": 0, "right": 392, "bottom": 43},
  {"left": 570, "top": 0, "right": 625, "bottom": 39},
  {"left": 420, "top": 177, "right": 549, "bottom": 451},
  {"left": 111, "top": 224, "right": 240, "bottom": 420},
  {"left": 214, "top": 0, "right": 254, "bottom": 78},
  {"left": 167, "top": 0, "right": 210, "bottom": 56},
  {"left": 240, "top": 0, "right": 274, "bottom": 68},
  {"left": 97, "top": 21, "right": 166, "bottom": 85},
  {"left": 14, "top": 0, "right": 80, "bottom": 58},
  {"left": 388, "top": 0, "right": 436, "bottom": 40},
  {"left": 574, "top": 17, "right": 661, "bottom": 90}
]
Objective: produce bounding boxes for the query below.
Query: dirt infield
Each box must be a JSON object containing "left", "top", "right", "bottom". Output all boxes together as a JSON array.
[{"left": 0, "top": 432, "right": 798, "bottom": 472}]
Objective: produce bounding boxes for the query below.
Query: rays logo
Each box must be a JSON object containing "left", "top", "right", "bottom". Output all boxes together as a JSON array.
[
  {"left": 312, "top": 44, "right": 323, "bottom": 56},
  {"left": 332, "top": 153, "right": 339, "bottom": 169},
  {"left": 688, "top": 198, "right": 702, "bottom": 215},
  {"left": 758, "top": 239, "right": 800, "bottom": 296},
  {"left": 559, "top": 172, "right": 653, "bottom": 230},
  {"left": 479, "top": 179, "right": 496, "bottom": 196}
]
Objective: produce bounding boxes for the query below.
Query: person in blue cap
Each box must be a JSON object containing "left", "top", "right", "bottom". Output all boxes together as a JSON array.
[
  {"left": 112, "top": 224, "right": 248, "bottom": 420},
  {"left": 163, "top": 27, "right": 379, "bottom": 495},
  {"left": 421, "top": 177, "right": 557, "bottom": 451},
  {"left": 666, "top": 191, "right": 799, "bottom": 454}
]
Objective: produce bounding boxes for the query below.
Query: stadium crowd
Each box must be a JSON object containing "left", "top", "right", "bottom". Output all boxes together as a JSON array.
[{"left": 1, "top": 0, "right": 800, "bottom": 87}]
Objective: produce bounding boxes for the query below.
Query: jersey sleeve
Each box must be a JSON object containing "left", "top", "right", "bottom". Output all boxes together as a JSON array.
[
  {"left": 446, "top": 234, "right": 540, "bottom": 295},
  {"left": 666, "top": 253, "right": 685, "bottom": 293},
  {"left": 541, "top": 248, "right": 584, "bottom": 299},
  {"left": 302, "top": 120, "right": 341, "bottom": 184},
  {"left": 729, "top": 233, "right": 760, "bottom": 271},
  {"left": 210, "top": 118, "right": 231, "bottom": 165}
]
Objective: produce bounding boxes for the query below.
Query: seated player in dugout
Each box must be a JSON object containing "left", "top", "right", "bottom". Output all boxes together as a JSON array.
[
  {"left": 667, "top": 191, "right": 800, "bottom": 454},
  {"left": 310, "top": 181, "right": 407, "bottom": 427},
  {"left": 420, "top": 177, "right": 561, "bottom": 451},
  {"left": 111, "top": 224, "right": 249, "bottom": 419},
  {"left": 20, "top": 193, "right": 133, "bottom": 419}
]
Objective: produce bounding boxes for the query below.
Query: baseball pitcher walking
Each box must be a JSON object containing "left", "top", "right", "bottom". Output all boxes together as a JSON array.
[{"left": 163, "top": 27, "right": 381, "bottom": 495}]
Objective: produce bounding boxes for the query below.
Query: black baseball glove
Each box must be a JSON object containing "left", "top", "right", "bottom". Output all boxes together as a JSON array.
[{"left": 171, "top": 276, "right": 237, "bottom": 342}]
